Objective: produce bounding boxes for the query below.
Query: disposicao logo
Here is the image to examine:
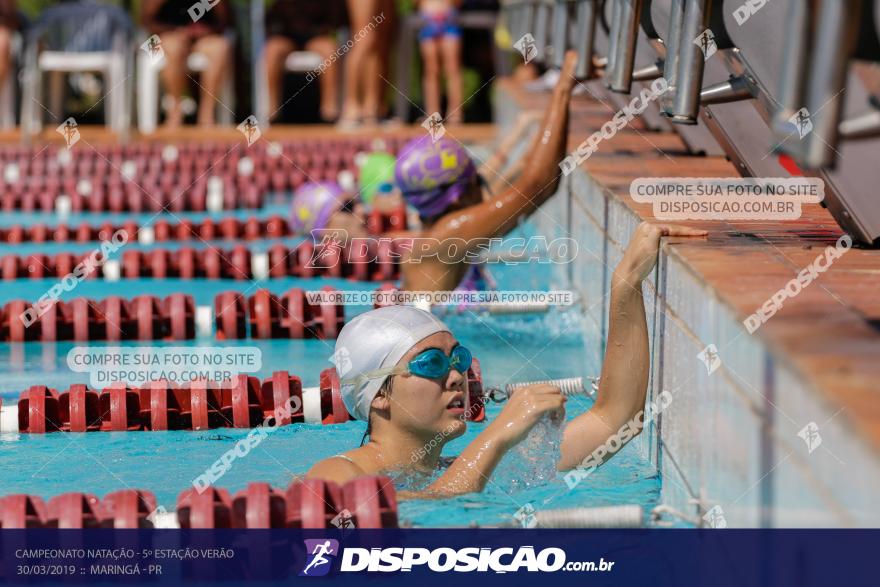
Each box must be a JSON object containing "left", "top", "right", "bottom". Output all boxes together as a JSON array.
[{"left": 301, "top": 539, "right": 340, "bottom": 577}]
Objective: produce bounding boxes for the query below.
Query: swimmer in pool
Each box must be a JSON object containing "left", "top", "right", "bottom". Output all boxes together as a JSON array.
[
  {"left": 395, "top": 51, "right": 580, "bottom": 293},
  {"left": 306, "top": 222, "right": 707, "bottom": 496},
  {"left": 290, "top": 181, "right": 369, "bottom": 245}
]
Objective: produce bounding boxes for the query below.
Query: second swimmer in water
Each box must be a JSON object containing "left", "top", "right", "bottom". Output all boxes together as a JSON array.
[{"left": 395, "top": 51, "right": 580, "bottom": 293}]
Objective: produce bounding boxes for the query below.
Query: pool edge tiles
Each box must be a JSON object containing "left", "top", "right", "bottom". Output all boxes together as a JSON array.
[{"left": 496, "top": 82, "right": 880, "bottom": 528}]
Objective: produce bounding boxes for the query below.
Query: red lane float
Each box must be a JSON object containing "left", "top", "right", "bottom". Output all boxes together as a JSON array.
[
  {"left": 0, "top": 286, "right": 345, "bottom": 342},
  {"left": 0, "top": 216, "right": 292, "bottom": 245},
  {"left": 102, "top": 489, "right": 158, "bottom": 528},
  {"left": 0, "top": 495, "right": 48, "bottom": 528},
  {"left": 220, "top": 287, "right": 346, "bottom": 340},
  {"left": 286, "top": 479, "right": 344, "bottom": 529},
  {"left": 10, "top": 369, "right": 349, "bottom": 434},
  {"left": 174, "top": 476, "right": 399, "bottom": 529},
  {"left": 232, "top": 483, "right": 287, "bottom": 529},
  {"left": 340, "top": 476, "right": 399, "bottom": 529},
  {"left": 0, "top": 294, "right": 196, "bottom": 342},
  {"left": 467, "top": 358, "right": 486, "bottom": 423},
  {"left": 177, "top": 487, "right": 233, "bottom": 529},
  {"left": 0, "top": 137, "right": 411, "bottom": 214},
  {"left": 46, "top": 493, "right": 103, "bottom": 528}
]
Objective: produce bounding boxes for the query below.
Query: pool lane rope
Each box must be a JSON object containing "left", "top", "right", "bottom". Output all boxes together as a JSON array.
[
  {"left": 0, "top": 477, "right": 398, "bottom": 529},
  {"left": 1, "top": 238, "right": 404, "bottom": 283}
]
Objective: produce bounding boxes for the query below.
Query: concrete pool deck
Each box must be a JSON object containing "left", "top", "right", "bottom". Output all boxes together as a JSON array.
[{"left": 496, "top": 78, "right": 880, "bottom": 527}]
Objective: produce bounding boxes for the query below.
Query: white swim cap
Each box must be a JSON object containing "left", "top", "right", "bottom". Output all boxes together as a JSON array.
[{"left": 332, "top": 306, "right": 451, "bottom": 421}]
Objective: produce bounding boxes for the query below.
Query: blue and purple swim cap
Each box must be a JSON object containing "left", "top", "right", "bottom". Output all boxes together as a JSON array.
[
  {"left": 290, "top": 181, "right": 346, "bottom": 234},
  {"left": 395, "top": 137, "right": 477, "bottom": 218}
]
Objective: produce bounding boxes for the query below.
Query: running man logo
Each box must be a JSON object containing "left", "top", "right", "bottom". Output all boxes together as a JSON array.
[
  {"left": 330, "top": 347, "right": 353, "bottom": 378},
  {"left": 306, "top": 229, "right": 347, "bottom": 269},
  {"left": 697, "top": 344, "right": 722, "bottom": 376},
  {"left": 56, "top": 117, "right": 81, "bottom": 149},
  {"left": 514, "top": 503, "right": 538, "bottom": 528},
  {"left": 693, "top": 29, "right": 717, "bottom": 60},
  {"left": 513, "top": 33, "right": 538, "bottom": 64},
  {"left": 797, "top": 422, "right": 822, "bottom": 454},
  {"left": 422, "top": 112, "right": 446, "bottom": 143},
  {"left": 140, "top": 34, "right": 164, "bottom": 65},
  {"left": 237, "top": 115, "right": 262, "bottom": 147},
  {"left": 330, "top": 508, "right": 355, "bottom": 530},
  {"left": 789, "top": 108, "right": 813, "bottom": 139},
  {"left": 300, "top": 539, "right": 340, "bottom": 577},
  {"left": 703, "top": 505, "right": 727, "bottom": 529}
]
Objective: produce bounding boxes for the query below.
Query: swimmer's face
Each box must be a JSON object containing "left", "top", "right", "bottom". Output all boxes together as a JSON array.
[{"left": 383, "top": 331, "right": 469, "bottom": 441}]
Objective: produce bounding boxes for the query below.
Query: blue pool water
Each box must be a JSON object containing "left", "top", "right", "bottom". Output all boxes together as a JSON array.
[{"left": 0, "top": 221, "right": 662, "bottom": 527}]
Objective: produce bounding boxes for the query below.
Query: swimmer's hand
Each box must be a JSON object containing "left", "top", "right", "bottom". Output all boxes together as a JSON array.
[
  {"left": 616, "top": 222, "right": 708, "bottom": 285},
  {"left": 487, "top": 384, "right": 567, "bottom": 449}
]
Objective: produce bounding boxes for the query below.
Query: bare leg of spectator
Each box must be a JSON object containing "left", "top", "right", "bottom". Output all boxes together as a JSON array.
[
  {"left": 420, "top": 38, "right": 442, "bottom": 120},
  {"left": 264, "top": 35, "right": 296, "bottom": 122},
  {"left": 306, "top": 36, "right": 340, "bottom": 122},
  {"left": 158, "top": 30, "right": 191, "bottom": 129},
  {"left": 0, "top": 27, "right": 10, "bottom": 91},
  {"left": 192, "top": 34, "right": 232, "bottom": 127},
  {"left": 371, "top": 0, "right": 395, "bottom": 120},
  {"left": 441, "top": 35, "right": 463, "bottom": 124},
  {"left": 340, "top": 0, "right": 378, "bottom": 126}
]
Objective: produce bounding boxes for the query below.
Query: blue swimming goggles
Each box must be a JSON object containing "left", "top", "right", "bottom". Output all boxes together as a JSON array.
[{"left": 343, "top": 346, "right": 473, "bottom": 390}]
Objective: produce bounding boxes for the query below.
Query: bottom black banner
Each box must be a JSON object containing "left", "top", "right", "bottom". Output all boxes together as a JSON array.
[{"left": 0, "top": 529, "right": 875, "bottom": 586}]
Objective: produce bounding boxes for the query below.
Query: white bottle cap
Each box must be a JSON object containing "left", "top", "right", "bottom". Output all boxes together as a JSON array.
[
  {"left": 238, "top": 157, "right": 255, "bottom": 177},
  {"left": 196, "top": 306, "right": 214, "bottom": 338},
  {"left": 3, "top": 163, "right": 20, "bottom": 184},
  {"left": 251, "top": 252, "right": 269, "bottom": 280},
  {"left": 162, "top": 145, "right": 179, "bottom": 162},
  {"left": 103, "top": 259, "right": 121, "bottom": 282},
  {"left": 55, "top": 195, "right": 72, "bottom": 217},
  {"left": 138, "top": 226, "right": 155, "bottom": 245},
  {"left": 301, "top": 387, "right": 323, "bottom": 424}
]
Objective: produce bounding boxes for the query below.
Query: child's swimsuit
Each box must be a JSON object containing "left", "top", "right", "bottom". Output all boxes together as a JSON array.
[{"left": 419, "top": 9, "right": 461, "bottom": 41}]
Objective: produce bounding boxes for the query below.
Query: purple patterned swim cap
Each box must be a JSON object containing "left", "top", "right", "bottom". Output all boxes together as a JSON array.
[
  {"left": 395, "top": 136, "right": 477, "bottom": 218},
  {"left": 290, "top": 182, "right": 346, "bottom": 234}
]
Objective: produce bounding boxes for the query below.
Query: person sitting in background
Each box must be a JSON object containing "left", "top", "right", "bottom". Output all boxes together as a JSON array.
[
  {"left": 0, "top": 0, "right": 19, "bottom": 94},
  {"left": 141, "top": 0, "right": 233, "bottom": 128},
  {"left": 263, "top": 0, "right": 346, "bottom": 123},
  {"left": 417, "top": 0, "right": 464, "bottom": 124}
]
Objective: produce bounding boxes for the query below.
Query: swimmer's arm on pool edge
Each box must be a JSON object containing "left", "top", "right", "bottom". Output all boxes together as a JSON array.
[
  {"left": 423, "top": 51, "right": 578, "bottom": 250},
  {"left": 557, "top": 223, "right": 708, "bottom": 472}
]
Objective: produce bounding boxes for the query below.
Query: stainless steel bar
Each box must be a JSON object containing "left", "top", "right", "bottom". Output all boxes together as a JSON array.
[
  {"left": 699, "top": 76, "right": 753, "bottom": 105},
  {"left": 573, "top": 0, "right": 598, "bottom": 78},
  {"left": 660, "top": 0, "right": 685, "bottom": 115},
  {"left": 608, "top": 0, "right": 644, "bottom": 93},
  {"left": 632, "top": 61, "right": 663, "bottom": 81},
  {"left": 607, "top": 0, "right": 624, "bottom": 75},
  {"left": 534, "top": 0, "right": 552, "bottom": 63},
  {"left": 771, "top": 0, "right": 811, "bottom": 156},
  {"left": 670, "top": 0, "right": 710, "bottom": 124},
  {"left": 551, "top": 0, "right": 570, "bottom": 69},
  {"left": 839, "top": 110, "right": 880, "bottom": 140},
  {"left": 798, "top": 0, "right": 862, "bottom": 169}
]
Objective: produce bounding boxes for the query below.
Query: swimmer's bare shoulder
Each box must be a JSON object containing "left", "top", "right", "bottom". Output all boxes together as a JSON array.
[{"left": 305, "top": 450, "right": 372, "bottom": 485}]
